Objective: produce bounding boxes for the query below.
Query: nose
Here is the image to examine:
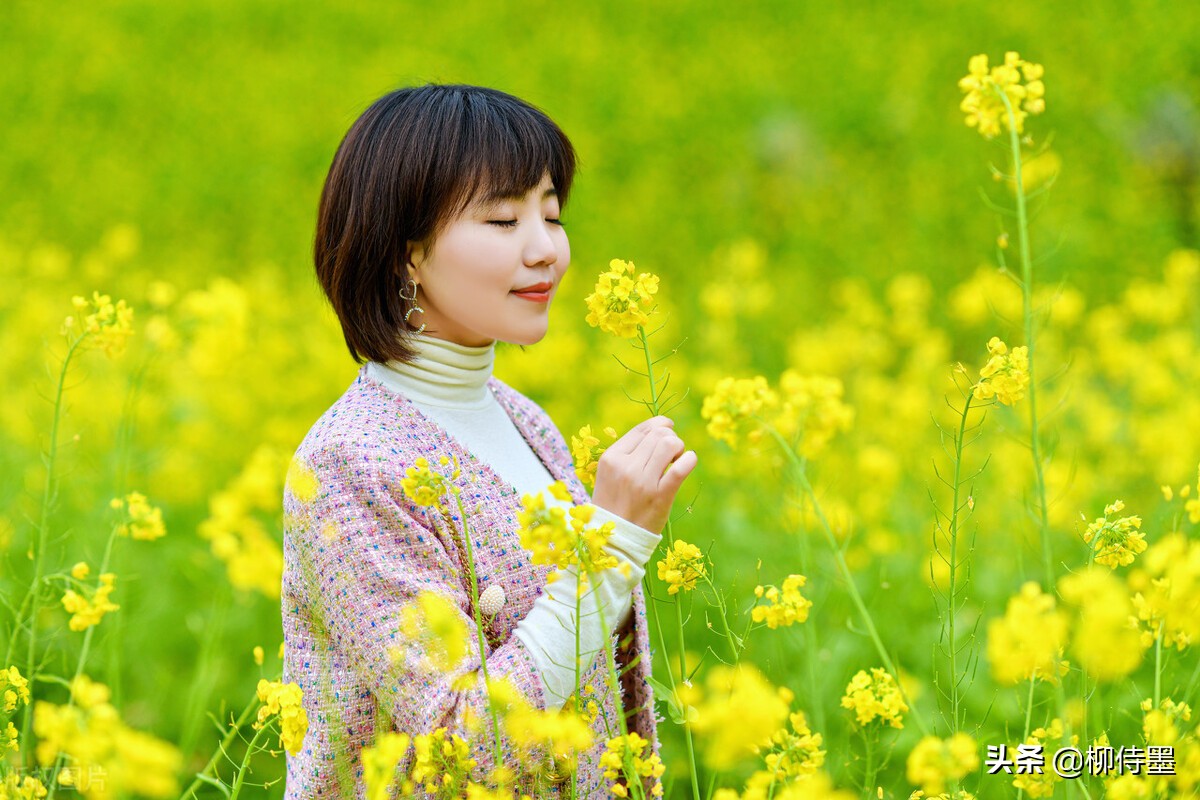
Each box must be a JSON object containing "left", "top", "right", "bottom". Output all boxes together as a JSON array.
[{"left": 523, "top": 219, "right": 560, "bottom": 268}]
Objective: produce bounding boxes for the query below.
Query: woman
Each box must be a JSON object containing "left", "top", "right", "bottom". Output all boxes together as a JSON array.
[{"left": 282, "top": 84, "right": 697, "bottom": 798}]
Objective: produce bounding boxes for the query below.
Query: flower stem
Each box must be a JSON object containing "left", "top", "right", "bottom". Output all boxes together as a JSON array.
[
  {"left": 998, "top": 89, "right": 1054, "bottom": 592},
  {"left": 179, "top": 692, "right": 261, "bottom": 799},
  {"left": 449, "top": 490, "right": 503, "bottom": 767},
  {"left": 635, "top": 323, "right": 701, "bottom": 800},
  {"left": 944, "top": 392, "right": 975, "bottom": 734},
  {"left": 17, "top": 333, "right": 86, "bottom": 767},
  {"left": 764, "top": 426, "right": 930, "bottom": 737}
]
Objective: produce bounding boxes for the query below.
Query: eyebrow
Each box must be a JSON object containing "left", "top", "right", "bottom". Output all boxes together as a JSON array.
[{"left": 473, "top": 186, "right": 558, "bottom": 208}]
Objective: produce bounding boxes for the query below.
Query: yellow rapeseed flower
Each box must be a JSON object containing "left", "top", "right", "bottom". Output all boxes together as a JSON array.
[
  {"left": 656, "top": 540, "right": 707, "bottom": 595},
  {"left": 1083, "top": 499, "right": 1147, "bottom": 568},
  {"left": 1, "top": 774, "right": 49, "bottom": 799},
  {"left": 1128, "top": 532, "right": 1200, "bottom": 650},
  {"left": 599, "top": 732, "right": 665, "bottom": 798},
  {"left": 688, "top": 663, "right": 795, "bottom": 772},
  {"left": 840, "top": 667, "right": 908, "bottom": 729},
  {"left": 285, "top": 456, "right": 320, "bottom": 504},
  {"left": 400, "top": 456, "right": 458, "bottom": 508},
  {"left": 61, "top": 291, "right": 135, "bottom": 357},
  {"left": 410, "top": 727, "right": 476, "bottom": 796},
  {"left": 1, "top": 666, "right": 31, "bottom": 714},
  {"left": 516, "top": 485, "right": 617, "bottom": 578},
  {"left": 397, "top": 590, "right": 469, "bottom": 674},
  {"left": 584, "top": 258, "right": 660, "bottom": 338},
  {"left": 111, "top": 491, "right": 167, "bottom": 541},
  {"left": 1012, "top": 720, "right": 1074, "bottom": 798},
  {"left": 61, "top": 573, "right": 120, "bottom": 631},
  {"left": 701, "top": 375, "right": 779, "bottom": 448},
  {"left": 906, "top": 733, "right": 979, "bottom": 795},
  {"left": 771, "top": 372, "right": 854, "bottom": 458},
  {"left": 752, "top": 574, "right": 813, "bottom": 630},
  {"left": 1058, "top": 568, "right": 1143, "bottom": 682},
  {"left": 362, "top": 732, "right": 413, "bottom": 800},
  {"left": 253, "top": 679, "right": 309, "bottom": 756},
  {"left": 485, "top": 676, "right": 593, "bottom": 783},
  {"left": 971, "top": 336, "right": 1029, "bottom": 405},
  {"left": 957, "top": 51, "right": 1046, "bottom": 139},
  {"left": 986, "top": 582, "right": 1069, "bottom": 685},
  {"left": 570, "top": 425, "right": 617, "bottom": 492},
  {"left": 755, "top": 710, "right": 825, "bottom": 780}
]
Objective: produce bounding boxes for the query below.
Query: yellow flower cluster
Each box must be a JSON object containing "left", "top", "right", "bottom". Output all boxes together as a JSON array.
[
  {"left": 285, "top": 455, "right": 320, "bottom": 504},
  {"left": 197, "top": 444, "right": 285, "bottom": 598},
  {"left": 1, "top": 774, "right": 48, "bottom": 800},
  {"left": 61, "top": 571, "right": 119, "bottom": 632},
  {"left": 410, "top": 727, "right": 476, "bottom": 796},
  {"left": 395, "top": 590, "right": 469, "bottom": 675},
  {"left": 681, "top": 663, "right": 795, "bottom": 771},
  {"left": 569, "top": 424, "right": 617, "bottom": 492},
  {"left": 362, "top": 731, "right": 413, "bottom": 800},
  {"left": 486, "top": 677, "right": 593, "bottom": 785},
  {"left": 599, "top": 732, "right": 665, "bottom": 798},
  {"left": 1, "top": 666, "right": 31, "bottom": 714},
  {"left": 33, "top": 675, "right": 182, "bottom": 799},
  {"left": 1129, "top": 531, "right": 1200, "bottom": 650},
  {"left": 1141, "top": 697, "right": 1192, "bottom": 746},
  {"left": 1012, "top": 720, "right": 1074, "bottom": 798},
  {"left": 516, "top": 483, "right": 617, "bottom": 581},
  {"left": 110, "top": 491, "right": 166, "bottom": 541},
  {"left": 971, "top": 336, "right": 1029, "bottom": 406},
  {"left": 253, "top": 679, "right": 308, "bottom": 756},
  {"left": 701, "top": 376, "right": 778, "bottom": 448},
  {"left": 840, "top": 667, "right": 908, "bottom": 728},
  {"left": 1058, "top": 567, "right": 1143, "bottom": 682},
  {"left": 906, "top": 733, "right": 979, "bottom": 795},
  {"left": 908, "top": 792, "right": 976, "bottom": 800},
  {"left": 1083, "top": 499, "right": 1146, "bottom": 568},
  {"left": 61, "top": 291, "right": 135, "bottom": 357},
  {"left": 755, "top": 710, "right": 825, "bottom": 781},
  {"left": 774, "top": 372, "right": 854, "bottom": 458},
  {"left": 656, "top": 539, "right": 707, "bottom": 595},
  {"left": 584, "top": 258, "right": 660, "bottom": 338},
  {"left": 751, "top": 574, "right": 812, "bottom": 629},
  {"left": 957, "top": 51, "right": 1046, "bottom": 139},
  {"left": 400, "top": 456, "right": 460, "bottom": 508},
  {"left": 986, "top": 582, "right": 1068, "bottom": 685}
]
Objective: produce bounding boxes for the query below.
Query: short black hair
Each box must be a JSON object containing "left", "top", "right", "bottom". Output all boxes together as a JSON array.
[{"left": 314, "top": 84, "right": 577, "bottom": 364}]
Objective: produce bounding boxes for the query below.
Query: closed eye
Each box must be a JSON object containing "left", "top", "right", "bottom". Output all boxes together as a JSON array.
[{"left": 487, "top": 220, "right": 518, "bottom": 228}]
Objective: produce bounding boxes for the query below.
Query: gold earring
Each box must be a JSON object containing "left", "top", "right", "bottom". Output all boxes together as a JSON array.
[{"left": 401, "top": 278, "right": 426, "bottom": 335}]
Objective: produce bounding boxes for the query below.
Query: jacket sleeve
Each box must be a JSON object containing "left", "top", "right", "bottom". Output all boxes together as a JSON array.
[{"left": 283, "top": 439, "right": 550, "bottom": 779}]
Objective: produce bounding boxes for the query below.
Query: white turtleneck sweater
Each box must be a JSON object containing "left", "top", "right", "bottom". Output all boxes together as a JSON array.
[{"left": 366, "top": 335, "right": 662, "bottom": 710}]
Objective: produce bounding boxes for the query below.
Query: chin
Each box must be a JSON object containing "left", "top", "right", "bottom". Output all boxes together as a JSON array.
[{"left": 505, "top": 324, "right": 550, "bottom": 346}]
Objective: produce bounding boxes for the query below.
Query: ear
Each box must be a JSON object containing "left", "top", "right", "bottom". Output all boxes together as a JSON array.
[{"left": 405, "top": 241, "right": 427, "bottom": 282}]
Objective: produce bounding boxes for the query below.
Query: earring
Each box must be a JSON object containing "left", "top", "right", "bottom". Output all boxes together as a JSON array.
[{"left": 401, "top": 278, "right": 426, "bottom": 335}]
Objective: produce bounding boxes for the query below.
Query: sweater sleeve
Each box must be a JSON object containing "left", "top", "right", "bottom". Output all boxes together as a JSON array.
[
  {"left": 512, "top": 503, "right": 662, "bottom": 710},
  {"left": 284, "top": 440, "right": 550, "bottom": 779}
]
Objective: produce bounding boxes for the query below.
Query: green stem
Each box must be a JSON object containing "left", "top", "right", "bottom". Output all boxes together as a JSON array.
[
  {"left": 45, "top": 523, "right": 121, "bottom": 800},
  {"left": 998, "top": 88, "right": 1054, "bottom": 592},
  {"left": 765, "top": 426, "right": 930, "bottom": 737},
  {"left": 1014, "top": 674, "right": 1037, "bottom": 800},
  {"left": 635, "top": 324, "right": 701, "bottom": 800},
  {"left": 448, "top": 490, "right": 503, "bottom": 768},
  {"left": 862, "top": 732, "right": 877, "bottom": 799},
  {"left": 179, "top": 692, "right": 261, "bottom": 799},
  {"left": 1154, "top": 620, "right": 1164, "bottom": 709},
  {"left": 228, "top": 723, "right": 269, "bottom": 800},
  {"left": 944, "top": 392, "right": 975, "bottom": 734},
  {"left": 793, "top": 493, "right": 825, "bottom": 735},
  {"left": 572, "top": 566, "right": 582, "bottom": 800}
]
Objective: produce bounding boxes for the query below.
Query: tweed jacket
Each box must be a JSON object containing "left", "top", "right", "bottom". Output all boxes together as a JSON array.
[{"left": 282, "top": 364, "right": 660, "bottom": 798}]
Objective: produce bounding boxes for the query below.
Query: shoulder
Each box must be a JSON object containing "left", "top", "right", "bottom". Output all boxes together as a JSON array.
[{"left": 291, "top": 364, "right": 441, "bottom": 474}]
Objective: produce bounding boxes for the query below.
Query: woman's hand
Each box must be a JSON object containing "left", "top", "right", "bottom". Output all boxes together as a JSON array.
[{"left": 590, "top": 416, "right": 698, "bottom": 536}]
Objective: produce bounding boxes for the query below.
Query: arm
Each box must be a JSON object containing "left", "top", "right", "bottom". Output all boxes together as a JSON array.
[
  {"left": 512, "top": 506, "right": 662, "bottom": 710},
  {"left": 284, "top": 441, "right": 547, "bottom": 778}
]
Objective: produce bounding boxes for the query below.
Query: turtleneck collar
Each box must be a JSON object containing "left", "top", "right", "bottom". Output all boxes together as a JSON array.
[{"left": 370, "top": 334, "right": 496, "bottom": 409}]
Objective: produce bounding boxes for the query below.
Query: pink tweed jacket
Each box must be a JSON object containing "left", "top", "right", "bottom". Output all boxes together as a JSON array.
[{"left": 281, "top": 364, "right": 660, "bottom": 798}]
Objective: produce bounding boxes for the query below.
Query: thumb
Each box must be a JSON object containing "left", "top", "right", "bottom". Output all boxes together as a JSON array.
[{"left": 658, "top": 450, "right": 698, "bottom": 493}]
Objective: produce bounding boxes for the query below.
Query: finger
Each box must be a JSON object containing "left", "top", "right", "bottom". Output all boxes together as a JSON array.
[
  {"left": 642, "top": 432, "right": 686, "bottom": 482},
  {"left": 627, "top": 425, "right": 676, "bottom": 466},
  {"left": 658, "top": 450, "right": 698, "bottom": 493},
  {"left": 612, "top": 416, "right": 673, "bottom": 456}
]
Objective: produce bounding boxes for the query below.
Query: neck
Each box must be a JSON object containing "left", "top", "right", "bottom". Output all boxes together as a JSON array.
[{"left": 372, "top": 333, "right": 495, "bottom": 408}]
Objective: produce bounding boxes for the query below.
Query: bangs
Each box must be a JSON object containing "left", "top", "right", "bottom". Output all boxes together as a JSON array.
[{"left": 439, "top": 88, "right": 576, "bottom": 219}]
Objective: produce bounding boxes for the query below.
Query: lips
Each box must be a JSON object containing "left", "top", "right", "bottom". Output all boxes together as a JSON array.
[{"left": 512, "top": 281, "right": 553, "bottom": 293}]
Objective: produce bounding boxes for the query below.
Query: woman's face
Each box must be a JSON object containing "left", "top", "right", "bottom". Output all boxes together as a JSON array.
[{"left": 406, "top": 171, "right": 570, "bottom": 348}]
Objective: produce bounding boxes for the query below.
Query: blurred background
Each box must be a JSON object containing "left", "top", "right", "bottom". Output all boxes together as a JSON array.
[{"left": 3, "top": 1, "right": 1199, "bottom": 797}]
